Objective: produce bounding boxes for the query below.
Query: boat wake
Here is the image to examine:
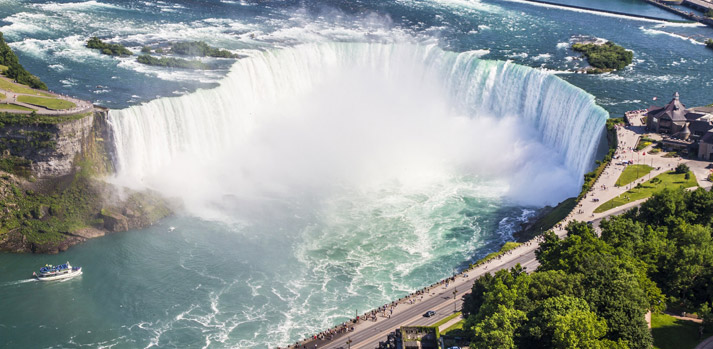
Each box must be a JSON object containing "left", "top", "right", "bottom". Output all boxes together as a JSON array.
[{"left": 1, "top": 279, "right": 37, "bottom": 287}]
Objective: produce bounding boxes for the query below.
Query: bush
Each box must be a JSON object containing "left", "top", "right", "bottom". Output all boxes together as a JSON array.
[
  {"left": 141, "top": 46, "right": 151, "bottom": 53},
  {"left": 675, "top": 164, "right": 690, "bottom": 174}
]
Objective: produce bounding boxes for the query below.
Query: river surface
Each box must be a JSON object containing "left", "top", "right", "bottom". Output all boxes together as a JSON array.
[{"left": 1, "top": 0, "right": 712, "bottom": 347}]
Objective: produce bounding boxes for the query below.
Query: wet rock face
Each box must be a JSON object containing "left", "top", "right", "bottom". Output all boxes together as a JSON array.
[
  {"left": 31, "top": 114, "right": 95, "bottom": 178},
  {"left": 101, "top": 210, "right": 129, "bottom": 232}
]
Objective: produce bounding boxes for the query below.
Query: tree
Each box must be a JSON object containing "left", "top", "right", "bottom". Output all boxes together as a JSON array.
[
  {"left": 472, "top": 305, "right": 526, "bottom": 349},
  {"left": 675, "top": 163, "right": 690, "bottom": 174}
]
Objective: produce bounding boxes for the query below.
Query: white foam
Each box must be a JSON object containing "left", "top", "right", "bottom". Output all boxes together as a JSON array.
[
  {"left": 501, "top": 0, "right": 668, "bottom": 23},
  {"left": 33, "top": 0, "right": 125, "bottom": 12},
  {"left": 639, "top": 26, "right": 705, "bottom": 45}
]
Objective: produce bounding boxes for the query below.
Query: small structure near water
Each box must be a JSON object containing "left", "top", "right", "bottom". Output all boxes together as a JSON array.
[{"left": 645, "top": 92, "right": 713, "bottom": 160}]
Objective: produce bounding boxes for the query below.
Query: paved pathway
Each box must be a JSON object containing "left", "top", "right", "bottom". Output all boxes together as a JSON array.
[{"left": 696, "top": 336, "right": 713, "bottom": 349}]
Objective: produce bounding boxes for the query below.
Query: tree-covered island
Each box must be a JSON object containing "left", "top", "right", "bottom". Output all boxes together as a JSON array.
[
  {"left": 86, "top": 37, "right": 133, "bottom": 56},
  {"left": 572, "top": 41, "right": 633, "bottom": 74}
]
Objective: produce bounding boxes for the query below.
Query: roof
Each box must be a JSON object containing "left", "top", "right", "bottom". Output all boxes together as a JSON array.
[
  {"left": 653, "top": 92, "right": 688, "bottom": 122},
  {"left": 690, "top": 106, "right": 713, "bottom": 114},
  {"left": 702, "top": 131, "right": 713, "bottom": 144},
  {"left": 689, "top": 120, "right": 713, "bottom": 134}
]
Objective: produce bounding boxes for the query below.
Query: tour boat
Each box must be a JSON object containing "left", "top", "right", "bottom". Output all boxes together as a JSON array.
[{"left": 33, "top": 262, "right": 82, "bottom": 281}]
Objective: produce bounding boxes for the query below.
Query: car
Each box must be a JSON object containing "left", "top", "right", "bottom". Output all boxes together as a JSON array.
[{"left": 423, "top": 310, "right": 435, "bottom": 317}]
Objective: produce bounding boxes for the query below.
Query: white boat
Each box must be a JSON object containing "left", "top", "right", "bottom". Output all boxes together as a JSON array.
[{"left": 33, "top": 262, "right": 82, "bottom": 281}]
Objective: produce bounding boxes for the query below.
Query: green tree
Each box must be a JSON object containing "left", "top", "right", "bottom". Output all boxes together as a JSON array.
[{"left": 472, "top": 305, "right": 526, "bottom": 349}]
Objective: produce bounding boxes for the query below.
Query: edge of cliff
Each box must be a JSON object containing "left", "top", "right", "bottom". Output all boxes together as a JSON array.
[{"left": 0, "top": 108, "right": 174, "bottom": 254}]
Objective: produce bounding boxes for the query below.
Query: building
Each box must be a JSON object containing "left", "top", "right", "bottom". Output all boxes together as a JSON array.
[
  {"left": 401, "top": 327, "right": 440, "bottom": 349},
  {"left": 645, "top": 92, "right": 713, "bottom": 160}
]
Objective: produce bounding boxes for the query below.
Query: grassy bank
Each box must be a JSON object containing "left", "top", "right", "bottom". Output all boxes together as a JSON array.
[
  {"left": 0, "top": 78, "right": 52, "bottom": 97},
  {"left": 595, "top": 171, "right": 698, "bottom": 213},
  {"left": 651, "top": 313, "right": 709, "bottom": 349},
  {"left": 0, "top": 103, "right": 33, "bottom": 111},
  {"left": 17, "top": 95, "right": 76, "bottom": 110},
  {"left": 469, "top": 242, "right": 521, "bottom": 269}
]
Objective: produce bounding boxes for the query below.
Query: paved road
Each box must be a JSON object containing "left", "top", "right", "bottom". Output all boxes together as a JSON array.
[{"left": 308, "top": 249, "right": 539, "bottom": 349}]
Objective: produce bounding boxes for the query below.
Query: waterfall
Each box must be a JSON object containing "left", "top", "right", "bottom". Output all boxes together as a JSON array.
[{"left": 109, "top": 42, "right": 608, "bottom": 191}]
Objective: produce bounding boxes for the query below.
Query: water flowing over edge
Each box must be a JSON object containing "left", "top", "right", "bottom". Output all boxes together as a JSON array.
[{"left": 108, "top": 42, "right": 608, "bottom": 187}]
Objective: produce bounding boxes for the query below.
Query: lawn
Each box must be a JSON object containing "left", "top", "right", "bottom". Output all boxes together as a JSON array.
[
  {"left": 441, "top": 319, "right": 464, "bottom": 335},
  {"left": 616, "top": 164, "right": 654, "bottom": 187},
  {"left": 595, "top": 171, "right": 698, "bottom": 213},
  {"left": 0, "top": 77, "right": 53, "bottom": 97},
  {"left": 651, "top": 313, "right": 709, "bottom": 349},
  {"left": 17, "top": 95, "right": 76, "bottom": 110},
  {"left": 0, "top": 103, "right": 34, "bottom": 111}
]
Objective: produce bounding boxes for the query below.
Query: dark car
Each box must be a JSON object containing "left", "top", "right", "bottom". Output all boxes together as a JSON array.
[{"left": 423, "top": 310, "right": 435, "bottom": 317}]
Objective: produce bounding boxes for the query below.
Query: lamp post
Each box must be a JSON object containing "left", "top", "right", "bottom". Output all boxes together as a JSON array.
[
  {"left": 347, "top": 337, "right": 352, "bottom": 349},
  {"left": 452, "top": 289, "right": 458, "bottom": 313}
]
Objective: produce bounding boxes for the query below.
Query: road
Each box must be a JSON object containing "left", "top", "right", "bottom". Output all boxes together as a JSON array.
[{"left": 304, "top": 248, "right": 539, "bottom": 349}]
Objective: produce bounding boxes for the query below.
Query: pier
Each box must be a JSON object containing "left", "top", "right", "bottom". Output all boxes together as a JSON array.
[
  {"left": 642, "top": 0, "right": 713, "bottom": 28},
  {"left": 515, "top": 0, "right": 686, "bottom": 22}
]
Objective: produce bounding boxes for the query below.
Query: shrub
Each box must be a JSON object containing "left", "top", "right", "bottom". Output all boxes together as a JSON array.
[{"left": 675, "top": 164, "right": 690, "bottom": 174}]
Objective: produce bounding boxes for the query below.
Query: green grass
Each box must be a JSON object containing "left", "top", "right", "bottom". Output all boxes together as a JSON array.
[
  {"left": 470, "top": 242, "right": 522, "bottom": 268},
  {"left": 651, "top": 313, "right": 710, "bottom": 349},
  {"left": 0, "top": 78, "right": 52, "bottom": 97},
  {"left": 433, "top": 312, "right": 461, "bottom": 329},
  {"left": 595, "top": 171, "right": 698, "bottom": 213},
  {"left": 525, "top": 197, "right": 577, "bottom": 237},
  {"left": 441, "top": 319, "right": 464, "bottom": 335},
  {"left": 17, "top": 95, "right": 76, "bottom": 110},
  {"left": 616, "top": 164, "right": 654, "bottom": 187},
  {"left": 0, "top": 64, "right": 7, "bottom": 72},
  {"left": 0, "top": 103, "right": 33, "bottom": 111},
  {"left": 636, "top": 136, "right": 657, "bottom": 151}
]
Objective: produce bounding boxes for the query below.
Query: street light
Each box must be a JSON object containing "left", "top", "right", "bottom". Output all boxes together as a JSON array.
[
  {"left": 347, "top": 337, "right": 352, "bottom": 349},
  {"left": 452, "top": 289, "right": 458, "bottom": 313}
]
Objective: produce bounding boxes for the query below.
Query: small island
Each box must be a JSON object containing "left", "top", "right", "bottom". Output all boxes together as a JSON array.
[
  {"left": 168, "top": 41, "right": 239, "bottom": 58},
  {"left": 86, "top": 37, "right": 133, "bottom": 56},
  {"left": 572, "top": 41, "right": 633, "bottom": 74},
  {"left": 136, "top": 54, "right": 210, "bottom": 70}
]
